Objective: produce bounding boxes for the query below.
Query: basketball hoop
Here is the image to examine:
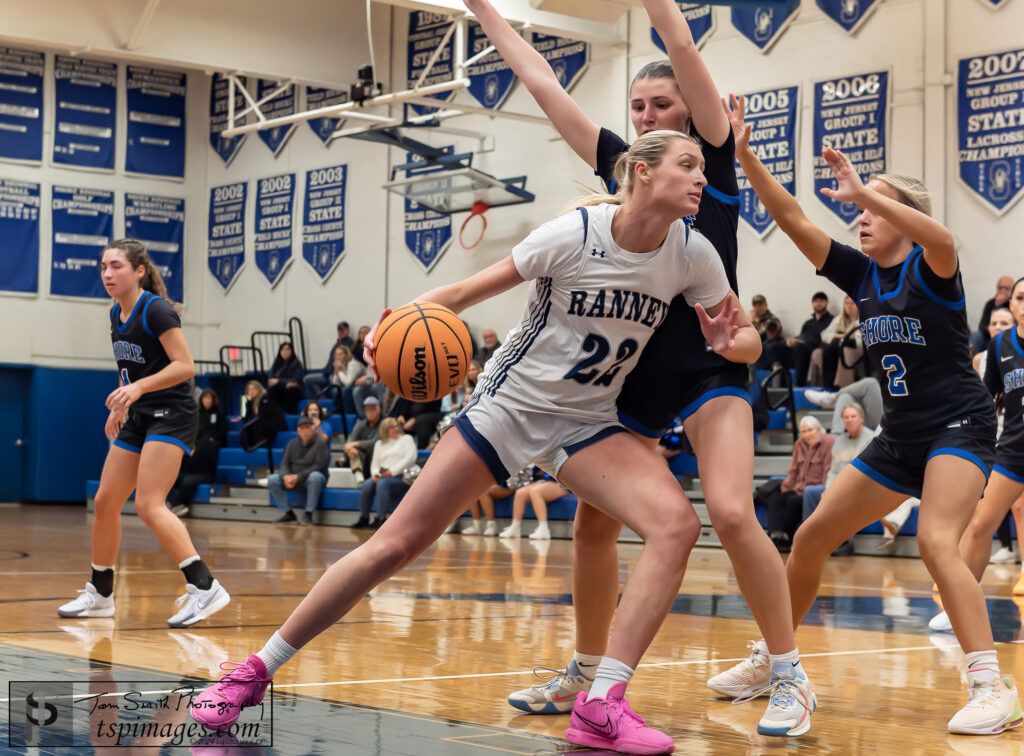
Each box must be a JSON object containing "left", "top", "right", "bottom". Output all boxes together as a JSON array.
[{"left": 459, "top": 201, "right": 490, "bottom": 249}]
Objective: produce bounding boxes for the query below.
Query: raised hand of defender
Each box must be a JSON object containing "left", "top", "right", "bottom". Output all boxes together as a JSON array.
[
  {"left": 363, "top": 308, "right": 392, "bottom": 381},
  {"left": 695, "top": 293, "right": 740, "bottom": 355},
  {"left": 819, "top": 147, "right": 866, "bottom": 204},
  {"left": 721, "top": 94, "right": 752, "bottom": 154}
]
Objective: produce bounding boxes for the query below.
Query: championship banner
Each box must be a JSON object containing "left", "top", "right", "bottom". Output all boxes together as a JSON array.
[
  {"left": 735, "top": 86, "right": 799, "bottom": 238},
  {"left": 466, "top": 21, "right": 515, "bottom": 109},
  {"left": 0, "top": 48, "right": 44, "bottom": 163},
  {"left": 53, "top": 56, "right": 117, "bottom": 170},
  {"left": 652, "top": 4, "right": 714, "bottom": 53},
  {"left": 958, "top": 47, "right": 1024, "bottom": 215},
  {"left": 256, "top": 79, "right": 297, "bottom": 156},
  {"left": 813, "top": 70, "right": 888, "bottom": 226},
  {"left": 50, "top": 186, "right": 113, "bottom": 299},
  {"left": 404, "top": 152, "right": 452, "bottom": 272},
  {"left": 532, "top": 33, "right": 589, "bottom": 91},
  {"left": 209, "top": 73, "right": 247, "bottom": 166},
  {"left": 731, "top": 1, "right": 800, "bottom": 54},
  {"left": 0, "top": 179, "right": 40, "bottom": 293},
  {"left": 302, "top": 165, "right": 346, "bottom": 283},
  {"left": 816, "top": 0, "right": 883, "bottom": 35},
  {"left": 125, "top": 67, "right": 186, "bottom": 179},
  {"left": 254, "top": 173, "right": 295, "bottom": 287},
  {"left": 125, "top": 194, "right": 185, "bottom": 303},
  {"left": 407, "top": 11, "right": 455, "bottom": 117},
  {"left": 208, "top": 182, "right": 246, "bottom": 292},
  {"left": 306, "top": 86, "right": 348, "bottom": 145}
]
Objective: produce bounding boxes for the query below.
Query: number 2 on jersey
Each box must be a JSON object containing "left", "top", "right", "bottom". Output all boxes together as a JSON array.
[
  {"left": 881, "top": 354, "right": 908, "bottom": 396},
  {"left": 564, "top": 333, "right": 638, "bottom": 386}
]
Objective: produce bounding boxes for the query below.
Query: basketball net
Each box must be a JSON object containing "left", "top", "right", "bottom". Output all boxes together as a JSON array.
[{"left": 459, "top": 201, "right": 490, "bottom": 250}]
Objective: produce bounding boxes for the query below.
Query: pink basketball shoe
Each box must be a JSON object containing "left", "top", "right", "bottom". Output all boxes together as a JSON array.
[
  {"left": 191, "top": 655, "right": 271, "bottom": 729},
  {"left": 564, "top": 682, "right": 674, "bottom": 755}
]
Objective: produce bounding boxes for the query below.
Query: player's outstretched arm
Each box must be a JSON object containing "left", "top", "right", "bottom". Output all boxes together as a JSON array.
[
  {"left": 643, "top": 0, "right": 728, "bottom": 146},
  {"left": 724, "top": 93, "right": 831, "bottom": 269},
  {"left": 695, "top": 292, "right": 761, "bottom": 364},
  {"left": 463, "top": 0, "right": 601, "bottom": 169},
  {"left": 819, "top": 148, "right": 957, "bottom": 278}
]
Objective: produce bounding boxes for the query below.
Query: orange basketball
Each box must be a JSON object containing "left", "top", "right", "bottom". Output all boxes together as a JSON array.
[{"left": 373, "top": 302, "right": 473, "bottom": 403}]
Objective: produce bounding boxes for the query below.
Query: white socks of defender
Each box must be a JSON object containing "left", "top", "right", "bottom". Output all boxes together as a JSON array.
[
  {"left": 573, "top": 650, "right": 602, "bottom": 679},
  {"left": 965, "top": 650, "right": 1000, "bottom": 686},
  {"left": 769, "top": 647, "right": 807, "bottom": 681},
  {"left": 587, "top": 657, "right": 634, "bottom": 701},
  {"left": 256, "top": 632, "right": 300, "bottom": 676}
]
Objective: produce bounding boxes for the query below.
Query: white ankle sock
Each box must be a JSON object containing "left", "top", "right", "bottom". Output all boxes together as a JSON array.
[
  {"left": 586, "top": 657, "right": 634, "bottom": 701},
  {"left": 256, "top": 631, "right": 300, "bottom": 676},
  {"left": 965, "top": 650, "right": 1000, "bottom": 685},
  {"left": 573, "top": 651, "right": 602, "bottom": 678},
  {"left": 769, "top": 648, "right": 806, "bottom": 680}
]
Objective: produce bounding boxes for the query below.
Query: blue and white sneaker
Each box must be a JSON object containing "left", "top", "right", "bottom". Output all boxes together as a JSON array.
[
  {"left": 755, "top": 664, "right": 816, "bottom": 737},
  {"left": 167, "top": 579, "right": 230, "bottom": 627},
  {"left": 507, "top": 660, "right": 593, "bottom": 714}
]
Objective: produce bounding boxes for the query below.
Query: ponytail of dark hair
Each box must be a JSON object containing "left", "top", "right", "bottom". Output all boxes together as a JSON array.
[{"left": 103, "top": 238, "right": 172, "bottom": 303}]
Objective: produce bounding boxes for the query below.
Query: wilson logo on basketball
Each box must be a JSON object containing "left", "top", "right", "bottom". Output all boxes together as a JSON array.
[{"left": 410, "top": 346, "right": 429, "bottom": 400}]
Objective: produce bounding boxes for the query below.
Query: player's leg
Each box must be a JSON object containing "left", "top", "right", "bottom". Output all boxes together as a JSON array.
[
  {"left": 958, "top": 472, "right": 1024, "bottom": 582},
  {"left": 58, "top": 445, "right": 139, "bottom": 618}
]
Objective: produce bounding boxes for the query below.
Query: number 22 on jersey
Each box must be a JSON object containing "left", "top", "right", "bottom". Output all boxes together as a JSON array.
[{"left": 564, "top": 333, "right": 638, "bottom": 387}]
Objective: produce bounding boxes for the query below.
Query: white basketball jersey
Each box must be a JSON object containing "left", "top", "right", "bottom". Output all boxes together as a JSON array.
[{"left": 472, "top": 202, "right": 730, "bottom": 421}]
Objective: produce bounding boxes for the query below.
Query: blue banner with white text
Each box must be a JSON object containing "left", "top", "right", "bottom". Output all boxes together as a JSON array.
[
  {"left": 958, "top": 47, "right": 1024, "bottom": 215},
  {"left": 813, "top": 70, "right": 889, "bottom": 226},
  {"left": 53, "top": 56, "right": 117, "bottom": 170},
  {"left": 303, "top": 165, "right": 346, "bottom": 283},
  {"left": 256, "top": 79, "right": 297, "bottom": 156},
  {"left": 404, "top": 153, "right": 452, "bottom": 272},
  {"left": 51, "top": 186, "right": 113, "bottom": 298},
  {"left": 306, "top": 86, "right": 348, "bottom": 144},
  {"left": 652, "top": 4, "right": 714, "bottom": 52},
  {"left": 532, "top": 33, "right": 589, "bottom": 92},
  {"left": 735, "top": 86, "right": 799, "bottom": 238},
  {"left": 0, "top": 179, "right": 40, "bottom": 293},
  {"left": 466, "top": 21, "right": 516, "bottom": 109},
  {"left": 209, "top": 73, "right": 247, "bottom": 166},
  {"left": 0, "top": 48, "right": 44, "bottom": 162},
  {"left": 255, "top": 174, "right": 295, "bottom": 287},
  {"left": 125, "top": 194, "right": 185, "bottom": 303},
  {"left": 731, "top": 1, "right": 800, "bottom": 54},
  {"left": 407, "top": 12, "right": 455, "bottom": 117},
  {"left": 208, "top": 182, "right": 246, "bottom": 292},
  {"left": 816, "top": 0, "right": 882, "bottom": 34},
  {"left": 125, "top": 66, "right": 186, "bottom": 179}
]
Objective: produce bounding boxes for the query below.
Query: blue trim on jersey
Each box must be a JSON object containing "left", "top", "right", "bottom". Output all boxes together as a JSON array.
[
  {"left": 116, "top": 291, "right": 150, "bottom": 333},
  {"left": 927, "top": 447, "right": 989, "bottom": 478},
  {"left": 453, "top": 414, "right": 509, "bottom": 483},
  {"left": 703, "top": 185, "right": 740, "bottom": 205},
  {"left": 1013, "top": 328, "right": 1024, "bottom": 359},
  {"left": 563, "top": 425, "right": 627, "bottom": 457},
  {"left": 477, "top": 277, "right": 553, "bottom": 398},
  {"left": 113, "top": 439, "right": 142, "bottom": 454},
  {"left": 994, "top": 464, "right": 1024, "bottom": 485},
  {"left": 679, "top": 386, "right": 751, "bottom": 423},
  {"left": 578, "top": 206, "right": 589, "bottom": 248},
  {"left": 871, "top": 245, "right": 920, "bottom": 303},
  {"left": 145, "top": 434, "right": 192, "bottom": 454},
  {"left": 913, "top": 253, "right": 965, "bottom": 310},
  {"left": 616, "top": 411, "right": 663, "bottom": 439},
  {"left": 997, "top": 329, "right": 1005, "bottom": 363},
  {"left": 850, "top": 457, "right": 920, "bottom": 497},
  {"left": 140, "top": 294, "right": 162, "bottom": 339}
]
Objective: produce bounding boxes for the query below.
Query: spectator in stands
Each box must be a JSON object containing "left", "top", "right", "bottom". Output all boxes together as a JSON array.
[
  {"left": 239, "top": 380, "right": 287, "bottom": 455},
  {"left": 805, "top": 376, "right": 884, "bottom": 431},
  {"left": 340, "top": 396, "right": 383, "bottom": 480},
  {"left": 352, "top": 417, "right": 418, "bottom": 529},
  {"left": 389, "top": 395, "right": 443, "bottom": 449},
  {"left": 800, "top": 402, "right": 877, "bottom": 556},
  {"left": 810, "top": 295, "right": 863, "bottom": 388},
  {"left": 268, "top": 416, "right": 329, "bottom": 526},
  {"left": 303, "top": 321, "right": 355, "bottom": 397},
  {"left": 474, "top": 328, "right": 501, "bottom": 366},
  {"left": 330, "top": 345, "right": 367, "bottom": 414},
  {"left": 302, "top": 400, "right": 332, "bottom": 446},
  {"left": 267, "top": 342, "right": 305, "bottom": 413},
  {"left": 758, "top": 415, "right": 834, "bottom": 552},
  {"left": 765, "top": 291, "right": 833, "bottom": 386},
  {"left": 167, "top": 389, "right": 227, "bottom": 515},
  {"left": 971, "top": 275, "right": 1014, "bottom": 353},
  {"left": 750, "top": 294, "right": 784, "bottom": 348},
  {"left": 498, "top": 467, "right": 569, "bottom": 541},
  {"left": 353, "top": 326, "right": 371, "bottom": 366}
]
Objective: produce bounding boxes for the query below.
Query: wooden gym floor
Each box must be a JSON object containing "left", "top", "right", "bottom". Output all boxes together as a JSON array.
[{"left": 2, "top": 502, "right": 1024, "bottom": 755}]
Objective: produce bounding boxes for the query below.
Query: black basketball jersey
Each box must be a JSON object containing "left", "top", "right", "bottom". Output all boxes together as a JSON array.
[
  {"left": 987, "top": 328, "right": 1024, "bottom": 453},
  {"left": 596, "top": 126, "right": 740, "bottom": 382},
  {"left": 819, "top": 241, "right": 995, "bottom": 441},
  {"left": 110, "top": 291, "right": 193, "bottom": 413}
]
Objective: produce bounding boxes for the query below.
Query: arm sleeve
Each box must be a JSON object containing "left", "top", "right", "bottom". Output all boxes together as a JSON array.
[
  {"left": 595, "top": 128, "right": 629, "bottom": 191},
  {"left": 984, "top": 337, "right": 1002, "bottom": 397},
  {"left": 916, "top": 252, "right": 966, "bottom": 302},
  {"left": 512, "top": 211, "right": 588, "bottom": 285},
  {"left": 679, "top": 230, "right": 732, "bottom": 309},
  {"left": 817, "top": 240, "right": 872, "bottom": 299},
  {"left": 143, "top": 297, "right": 181, "bottom": 338}
]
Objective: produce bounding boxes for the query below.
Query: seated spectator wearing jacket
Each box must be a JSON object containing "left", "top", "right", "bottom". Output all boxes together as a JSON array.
[
  {"left": 474, "top": 328, "right": 501, "bottom": 367},
  {"left": 269, "top": 416, "right": 330, "bottom": 526},
  {"left": 303, "top": 321, "right": 353, "bottom": 397},
  {"left": 809, "top": 295, "right": 863, "bottom": 388},
  {"left": 167, "top": 389, "right": 227, "bottom": 512},
  {"left": 765, "top": 291, "right": 833, "bottom": 387},
  {"left": 352, "top": 418, "right": 418, "bottom": 528},
  {"left": 800, "top": 402, "right": 877, "bottom": 555},
  {"left": 389, "top": 396, "right": 442, "bottom": 449},
  {"left": 330, "top": 345, "right": 367, "bottom": 414},
  {"left": 757, "top": 415, "right": 834, "bottom": 552},
  {"left": 339, "top": 395, "right": 383, "bottom": 480},
  {"left": 352, "top": 325, "right": 371, "bottom": 366},
  {"left": 239, "top": 380, "right": 288, "bottom": 454},
  {"left": 267, "top": 342, "right": 305, "bottom": 413}
]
